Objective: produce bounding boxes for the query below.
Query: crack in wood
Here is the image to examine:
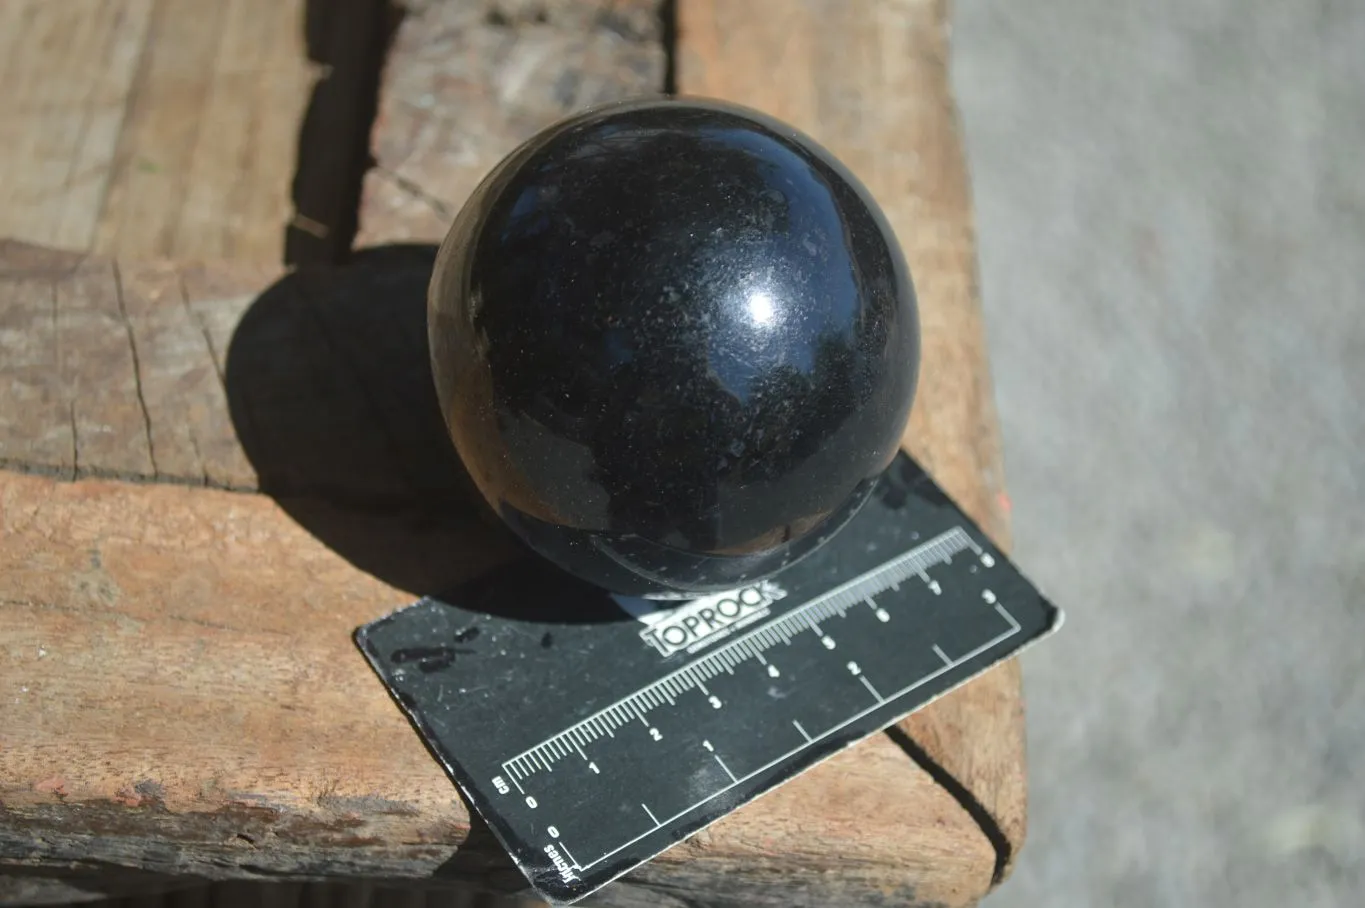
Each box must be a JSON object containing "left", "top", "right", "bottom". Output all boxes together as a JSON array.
[
  {"left": 0, "top": 459, "right": 253, "bottom": 493},
  {"left": 186, "top": 431, "right": 207, "bottom": 488},
  {"left": 885, "top": 724, "right": 1013, "bottom": 888},
  {"left": 111, "top": 262, "right": 157, "bottom": 478},
  {"left": 178, "top": 274, "right": 225, "bottom": 388},
  {"left": 372, "top": 165, "right": 453, "bottom": 220}
]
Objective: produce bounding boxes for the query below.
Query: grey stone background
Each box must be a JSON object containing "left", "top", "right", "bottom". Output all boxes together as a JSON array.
[{"left": 952, "top": 1, "right": 1365, "bottom": 906}]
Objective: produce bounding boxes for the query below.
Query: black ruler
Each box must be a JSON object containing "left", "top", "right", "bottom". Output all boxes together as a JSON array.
[{"left": 355, "top": 454, "right": 1062, "bottom": 904}]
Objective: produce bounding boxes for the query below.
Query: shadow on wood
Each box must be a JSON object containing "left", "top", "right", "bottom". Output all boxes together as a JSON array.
[
  {"left": 0, "top": 864, "right": 201, "bottom": 906},
  {"left": 211, "top": 242, "right": 654, "bottom": 625},
  {"left": 224, "top": 244, "right": 521, "bottom": 598},
  {"left": 288, "top": 0, "right": 402, "bottom": 265}
]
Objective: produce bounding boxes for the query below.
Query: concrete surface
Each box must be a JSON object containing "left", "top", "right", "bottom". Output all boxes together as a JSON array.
[{"left": 952, "top": 1, "right": 1365, "bottom": 906}]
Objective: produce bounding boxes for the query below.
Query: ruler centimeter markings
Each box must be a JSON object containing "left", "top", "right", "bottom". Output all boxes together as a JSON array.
[
  {"left": 355, "top": 454, "right": 1063, "bottom": 905},
  {"left": 560, "top": 595, "right": 1019, "bottom": 873},
  {"left": 494, "top": 527, "right": 1025, "bottom": 875},
  {"left": 502, "top": 527, "right": 977, "bottom": 777}
]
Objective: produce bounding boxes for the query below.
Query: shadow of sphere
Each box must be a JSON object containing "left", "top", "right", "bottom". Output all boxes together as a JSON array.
[{"left": 224, "top": 244, "right": 522, "bottom": 601}]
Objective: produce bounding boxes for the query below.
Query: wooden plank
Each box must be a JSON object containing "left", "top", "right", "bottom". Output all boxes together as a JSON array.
[
  {"left": 676, "top": 0, "right": 1028, "bottom": 884},
  {"left": 0, "top": 242, "right": 1000, "bottom": 906},
  {"left": 0, "top": 1, "right": 154, "bottom": 253},
  {"left": 0, "top": 0, "right": 315, "bottom": 262},
  {"left": 94, "top": 0, "right": 317, "bottom": 261},
  {"left": 356, "top": 0, "right": 666, "bottom": 246},
  {"left": 0, "top": 0, "right": 1029, "bottom": 900},
  {"left": 0, "top": 242, "right": 256, "bottom": 486}
]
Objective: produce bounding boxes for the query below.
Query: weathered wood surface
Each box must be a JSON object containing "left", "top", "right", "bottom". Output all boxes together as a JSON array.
[
  {"left": 0, "top": 239, "right": 998, "bottom": 906},
  {"left": 676, "top": 0, "right": 1028, "bottom": 882},
  {"left": 356, "top": 0, "right": 666, "bottom": 246},
  {"left": 0, "top": 0, "right": 315, "bottom": 262},
  {"left": 1, "top": 0, "right": 1029, "bottom": 904}
]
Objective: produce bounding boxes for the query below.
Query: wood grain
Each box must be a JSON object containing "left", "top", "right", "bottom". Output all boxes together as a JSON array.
[
  {"left": 0, "top": 0, "right": 1030, "bottom": 901},
  {"left": 356, "top": 0, "right": 666, "bottom": 246},
  {"left": 0, "top": 242, "right": 259, "bottom": 486},
  {"left": 676, "top": 0, "right": 1028, "bottom": 882},
  {"left": 0, "top": 1, "right": 153, "bottom": 253},
  {"left": 0, "top": 0, "right": 315, "bottom": 262}
]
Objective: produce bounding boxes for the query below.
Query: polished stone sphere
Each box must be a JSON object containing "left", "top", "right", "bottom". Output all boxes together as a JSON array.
[{"left": 428, "top": 97, "right": 919, "bottom": 597}]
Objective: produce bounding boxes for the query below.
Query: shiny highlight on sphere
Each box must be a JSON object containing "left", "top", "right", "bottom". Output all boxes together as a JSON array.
[{"left": 428, "top": 97, "right": 920, "bottom": 597}]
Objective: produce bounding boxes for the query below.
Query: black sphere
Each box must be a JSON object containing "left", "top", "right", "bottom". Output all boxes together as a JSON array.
[{"left": 428, "top": 98, "right": 920, "bottom": 597}]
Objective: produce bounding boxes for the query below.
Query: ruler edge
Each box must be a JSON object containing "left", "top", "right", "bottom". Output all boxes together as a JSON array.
[{"left": 354, "top": 585, "right": 1064, "bottom": 904}]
